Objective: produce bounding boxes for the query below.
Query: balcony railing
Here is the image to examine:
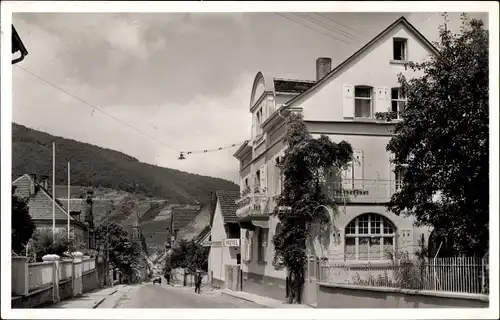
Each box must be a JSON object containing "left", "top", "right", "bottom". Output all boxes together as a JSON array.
[
  {"left": 235, "top": 192, "right": 270, "bottom": 219},
  {"left": 328, "top": 179, "right": 400, "bottom": 204}
]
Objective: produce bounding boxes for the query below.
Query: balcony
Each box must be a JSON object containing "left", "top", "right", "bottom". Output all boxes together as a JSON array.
[
  {"left": 328, "top": 179, "right": 400, "bottom": 204},
  {"left": 235, "top": 190, "right": 270, "bottom": 220}
]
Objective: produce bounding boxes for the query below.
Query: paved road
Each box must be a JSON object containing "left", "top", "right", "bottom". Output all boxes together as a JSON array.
[{"left": 115, "top": 283, "right": 263, "bottom": 308}]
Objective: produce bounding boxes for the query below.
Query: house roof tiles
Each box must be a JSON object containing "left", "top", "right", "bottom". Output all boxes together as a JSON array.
[{"left": 215, "top": 190, "right": 240, "bottom": 224}]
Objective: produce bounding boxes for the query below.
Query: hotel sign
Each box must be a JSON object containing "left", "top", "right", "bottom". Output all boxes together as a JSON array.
[{"left": 223, "top": 238, "right": 240, "bottom": 247}]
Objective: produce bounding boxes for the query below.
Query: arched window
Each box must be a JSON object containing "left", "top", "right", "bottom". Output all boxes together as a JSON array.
[{"left": 344, "top": 213, "right": 396, "bottom": 261}]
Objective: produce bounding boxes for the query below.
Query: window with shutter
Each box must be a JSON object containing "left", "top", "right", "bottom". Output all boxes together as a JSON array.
[
  {"left": 260, "top": 164, "right": 267, "bottom": 193},
  {"left": 342, "top": 84, "right": 355, "bottom": 119}
]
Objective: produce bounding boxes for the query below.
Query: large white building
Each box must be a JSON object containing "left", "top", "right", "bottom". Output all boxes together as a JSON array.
[{"left": 232, "top": 16, "right": 437, "bottom": 304}]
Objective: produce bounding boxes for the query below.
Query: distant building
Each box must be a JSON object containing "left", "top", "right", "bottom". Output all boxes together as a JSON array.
[
  {"left": 233, "top": 16, "right": 438, "bottom": 304},
  {"left": 207, "top": 190, "right": 241, "bottom": 289},
  {"left": 12, "top": 174, "right": 95, "bottom": 247}
]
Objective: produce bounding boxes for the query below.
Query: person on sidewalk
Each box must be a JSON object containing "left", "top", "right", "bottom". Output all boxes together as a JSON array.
[
  {"left": 194, "top": 270, "right": 202, "bottom": 294},
  {"left": 165, "top": 272, "right": 171, "bottom": 285}
]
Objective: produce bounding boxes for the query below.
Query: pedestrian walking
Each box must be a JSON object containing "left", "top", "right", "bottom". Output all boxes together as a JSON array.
[
  {"left": 165, "top": 272, "right": 171, "bottom": 285},
  {"left": 194, "top": 270, "right": 202, "bottom": 294}
]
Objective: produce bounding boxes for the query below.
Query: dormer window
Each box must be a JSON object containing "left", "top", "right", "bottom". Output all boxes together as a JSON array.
[{"left": 393, "top": 38, "right": 408, "bottom": 61}]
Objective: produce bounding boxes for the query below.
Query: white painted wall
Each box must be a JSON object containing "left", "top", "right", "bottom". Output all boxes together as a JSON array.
[
  {"left": 311, "top": 133, "right": 393, "bottom": 181},
  {"left": 208, "top": 201, "right": 237, "bottom": 282},
  {"left": 300, "top": 24, "right": 434, "bottom": 121}
]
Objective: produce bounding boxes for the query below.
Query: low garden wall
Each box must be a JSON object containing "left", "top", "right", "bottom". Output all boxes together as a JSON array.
[
  {"left": 11, "top": 253, "right": 99, "bottom": 308},
  {"left": 317, "top": 282, "right": 489, "bottom": 308}
]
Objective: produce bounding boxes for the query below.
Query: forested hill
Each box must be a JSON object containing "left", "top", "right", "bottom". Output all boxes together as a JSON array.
[{"left": 12, "top": 123, "right": 239, "bottom": 204}]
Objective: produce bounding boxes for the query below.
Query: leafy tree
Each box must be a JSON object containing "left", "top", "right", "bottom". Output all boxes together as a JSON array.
[
  {"left": 95, "top": 221, "right": 142, "bottom": 276},
  {"left": 28, "top": 227, "right": 88, "bottom": 262},
  {"left": 169, "top": 239, "right": 208, "bottom": 272},
  {"left": 12, "top": 188, "right": 35, "bottom": 254},
  {"left": 386, "top": 14, "right": 489, "bottom": 256},
  {"left": 272, "top": 113, "right": 352, "bottom": 303}
]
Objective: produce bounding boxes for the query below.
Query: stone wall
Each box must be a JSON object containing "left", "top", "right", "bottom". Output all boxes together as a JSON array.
[
  {"left": 317, "top": 282, "right": 489, "bottom": 308},
  {"left": 82, "top": 269, "right": 99, "bottom": 293},
  {"left": 241, "top": 271, "right": 286, "bottom": 302}
]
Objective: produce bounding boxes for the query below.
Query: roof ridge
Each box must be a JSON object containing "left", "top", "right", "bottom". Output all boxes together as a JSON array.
[
  {"left": 273, "top": 77, "right": 316, "bottom": 83},
  {"left": 284, "top": 15, "right": 438, "bottom": 107}
]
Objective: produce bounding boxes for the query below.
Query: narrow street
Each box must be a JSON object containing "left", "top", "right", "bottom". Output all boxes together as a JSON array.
[{"left": 114, "top": 283, "right": 263, "bottom": 308}]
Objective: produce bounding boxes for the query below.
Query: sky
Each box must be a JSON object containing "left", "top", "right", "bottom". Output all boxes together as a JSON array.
[{"left": 12, "top": 11, "right": 488, "bottom": 183}]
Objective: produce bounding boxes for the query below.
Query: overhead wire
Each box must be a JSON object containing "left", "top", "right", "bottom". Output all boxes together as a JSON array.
[
  {"left": 274, "top": 13, "right": 359, "bottom": 47},
  {"left": 15, "top": 65, "right": 243, "bottom": 158},
  {"left": 315, "top": 13, "right": 367, "bottom": 41},
  {"left": 15, "top": 65, "right": 180, "bottom": 152},
  {"left": 295, "top": 13, "right": 366, "bottom": 45}
]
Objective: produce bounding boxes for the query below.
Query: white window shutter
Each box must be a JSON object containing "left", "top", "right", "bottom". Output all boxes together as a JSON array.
[
  {"left": 342, "top": 84, "right": 355, "bottom": 119},
  {"left": 342, "top": 160, "right": 354, "bottom": 190},
  {"left": 374, "top": 87, "right": 390, "bottom": 114},
  {"left": 249, "top": 231, "right": 254, "bottom": 261},
  {"left": 269, "top": 160, "right": 275, "bottom": 197},
  {"left": 260, "top": 164, "right": 267, "bottom": 193},
  {"left": 353, "top": 150, "right": 364, "bottom": 189},
  {"left": 389, "top": 153, "right": 396, "bottom": 194},
  {"left": 251, "top": 114, "right": 257, "bottom": 140}
]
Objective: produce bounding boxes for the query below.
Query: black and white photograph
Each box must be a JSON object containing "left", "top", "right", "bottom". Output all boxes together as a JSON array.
[{"left": 1, "top": 1, "right": 498, "bottom": 319}]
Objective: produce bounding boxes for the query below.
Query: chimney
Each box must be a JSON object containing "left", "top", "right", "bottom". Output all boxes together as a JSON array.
[
  {"left": 29, "top": 173, "right": 36, "bottom": 196},
  {"left": 41, "top": 175, "right": 49, "bottom": 190},
  {"left": 316, "top": 57, "right": 332, "bottom": 81},
  {"left": 85, "top": 190, "right": 94, "bottom": 229}
]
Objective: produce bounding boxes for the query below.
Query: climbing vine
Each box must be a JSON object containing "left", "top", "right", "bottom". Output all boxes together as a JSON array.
[{"left": 271, "top": 113, "right": 352, "bottom": 303}]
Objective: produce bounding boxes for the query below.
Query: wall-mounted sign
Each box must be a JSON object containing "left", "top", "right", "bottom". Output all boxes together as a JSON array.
[{"left": 223, "top": 238, "right": 240, "bottom": 247}]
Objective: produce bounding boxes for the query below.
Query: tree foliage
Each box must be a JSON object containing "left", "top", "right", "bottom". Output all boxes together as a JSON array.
[
  {"left": 28, "top": 228, "right": 88, "bottom": 262},
  {"left": 12, "top": 188, "right": 36, "bottom": 254},
  {"left": 168, "top": 239, "right": 209, "bottom": 273},
  {"left": 386, "top": 14, "right": 489, "bottom": 256},
  {"left": 95, "top": 221, "right": 142, "bottom": 275},
  {"left": 272, "top": 113, "right": 352, "bottom": 303}
]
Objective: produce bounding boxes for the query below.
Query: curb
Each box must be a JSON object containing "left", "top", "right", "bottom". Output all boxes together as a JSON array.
[
  {"left": 92, "top": 297, "right": 106, "bottom": 309},
  {"left": 220, "top": 291, "right": 270, "bottom": 308}
]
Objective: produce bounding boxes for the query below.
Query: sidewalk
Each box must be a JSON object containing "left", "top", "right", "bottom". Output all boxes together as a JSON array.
[
  {"left": 220, "top": 289, "right": 312, "bottom": 308},
  {"left": 51, "top": 285, "right": 130, "bottom": 309}
]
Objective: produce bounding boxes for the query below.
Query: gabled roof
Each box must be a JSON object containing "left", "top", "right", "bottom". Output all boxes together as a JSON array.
[
  {"left": 285, "top": 16, "right": 439, "bottom": 107},
  {"left": 12, "top": 174, "right": 76, "bottom": 222},
  {"left": 209, "top": 190, "right": 240, "bottom": 227}
]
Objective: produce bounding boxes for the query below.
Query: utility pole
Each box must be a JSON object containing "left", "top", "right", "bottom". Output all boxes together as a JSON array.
[{"left": 105, "top": 210, "right": 110, "bottom": 287}]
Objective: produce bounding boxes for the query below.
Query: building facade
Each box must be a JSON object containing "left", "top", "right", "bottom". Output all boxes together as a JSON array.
[
  {"left": 233, "top": 16, "right": 437, "bottom": 303},
  {"left": 207, "top": 191, "right": 241, "bottom": 289}
]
